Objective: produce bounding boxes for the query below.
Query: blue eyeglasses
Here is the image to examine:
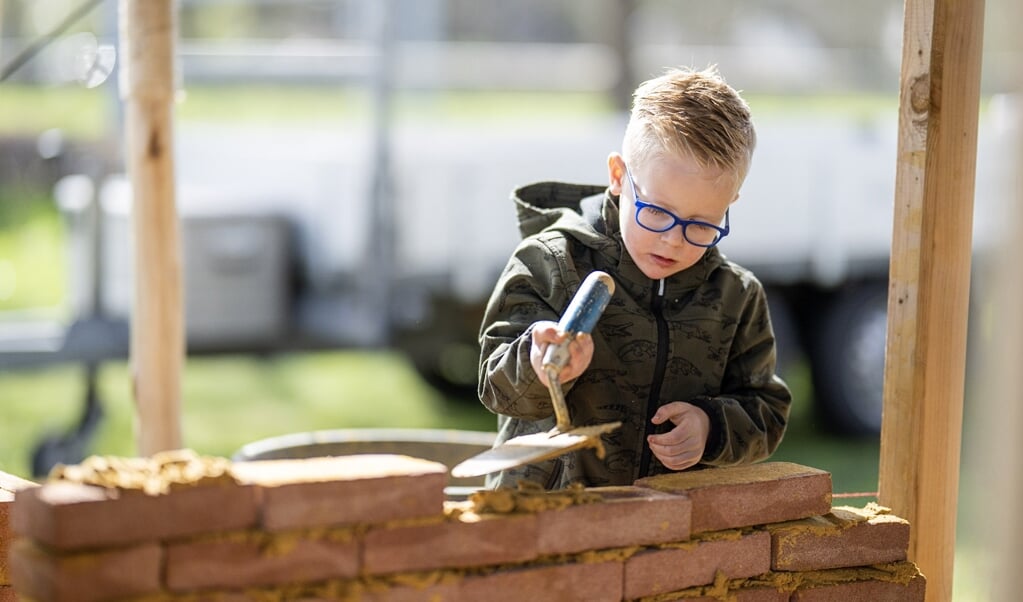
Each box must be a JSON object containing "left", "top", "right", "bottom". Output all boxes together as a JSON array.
[{"left": 625, "top": 167, "right": 730, "bottom": 248}]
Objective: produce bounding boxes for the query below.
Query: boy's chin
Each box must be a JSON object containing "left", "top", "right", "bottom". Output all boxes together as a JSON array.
[{"left": 638, "top": 262, "right": 689, "bottom": 281}]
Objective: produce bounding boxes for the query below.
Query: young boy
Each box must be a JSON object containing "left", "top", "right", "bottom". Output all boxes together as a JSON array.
[{"left": 477, "top": 66, "right": 792, "bottom": 490}]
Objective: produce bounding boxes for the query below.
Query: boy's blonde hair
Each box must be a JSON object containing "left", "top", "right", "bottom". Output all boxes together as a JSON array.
[{"left": 623, "top": 66, "right": 756, "bottom": 187}]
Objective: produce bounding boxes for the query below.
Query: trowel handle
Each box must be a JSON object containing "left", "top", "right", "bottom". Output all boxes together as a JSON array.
[{"left": 542, "top": 271, "right": 616, "bottom": 370}]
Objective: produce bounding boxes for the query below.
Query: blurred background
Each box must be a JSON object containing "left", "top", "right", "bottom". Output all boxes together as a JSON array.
[{"left": 0, "top": 1, "right": 1018, "bottom": 598}]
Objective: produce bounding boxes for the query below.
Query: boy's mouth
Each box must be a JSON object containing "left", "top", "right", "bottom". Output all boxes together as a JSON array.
[{"left": 649, "top": 253, "right": 677, "bottom": 268}]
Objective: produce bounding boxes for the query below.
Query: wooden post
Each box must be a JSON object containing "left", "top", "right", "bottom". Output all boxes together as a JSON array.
[
  {"left": 878, "top": 0, "right": 984, "bottom": 600},
  {"left": 118, "top": 0, "right": 183, "bottom": 455}
]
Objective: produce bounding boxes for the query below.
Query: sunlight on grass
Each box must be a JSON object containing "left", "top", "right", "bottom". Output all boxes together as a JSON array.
[
  {"left": 0, "top": 85, "right": 108, "bottom": 138},
  {"left": 0, "top": 350, "right": 495, "bottom": 478},
  {"left": 0, "top": 206, "right": 66, "bottom": 311},
  {"left": 0, "top": 84, "right": 908, "bottom": 139},
  {"left": 0, "top": 364, "right": 84, "bottom": 476}
]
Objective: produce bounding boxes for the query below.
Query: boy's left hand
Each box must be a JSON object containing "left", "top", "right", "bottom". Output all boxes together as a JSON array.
[{"left": 647, "top": 402, "right": 711, "bottom": 471}]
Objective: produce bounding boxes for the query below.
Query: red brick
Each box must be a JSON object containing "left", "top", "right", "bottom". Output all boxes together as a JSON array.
[
  {"left": 623, "top": 530, "right": 771, "bottom": 599},
  {"left": 0, "top": 585, "right": 15, "bottom": 602},
  {"left": 363, "top": 561, "right": 624, "bottom": 602},
  {"left": 9, "top": 539, "right": 161, "bottom": 602},
  {"left": 362, "top": 509, "right": 538, "bottom": 574},
  {"left": 12, "top": 481, "right": 259, "bottom": 550},
  {"left": 159, "top": 592, "right": 270, "bottom": 602},
  {"left": 769, "top": 506, "right": 910, "bottom": 571},
  {"left": 165, "top": 532, "right": 359, "bottom": 591},
  {"left": 791, "top": 572, "right": 926, "bottom": 601},
  {"left": 535, "top": 486, "right": 691, "bottom": 556},
  {"left": 230, "top": 455, "right": 447, "bottom": 531},
  {"left": 683, "top": 586, "right": 790, "bottom": 601},
  {"left": 635, "top": 463, "right": 832, "bottom": 533}
]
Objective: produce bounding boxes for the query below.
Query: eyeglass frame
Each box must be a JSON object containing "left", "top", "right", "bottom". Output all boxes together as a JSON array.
[{"left": 624, "top": 166, "right": 730, "bottom": 248}]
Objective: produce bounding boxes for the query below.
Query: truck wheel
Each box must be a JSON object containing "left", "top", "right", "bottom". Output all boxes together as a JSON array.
[{"left": 808, "top": 281, "right": 888, "bottom": 436}]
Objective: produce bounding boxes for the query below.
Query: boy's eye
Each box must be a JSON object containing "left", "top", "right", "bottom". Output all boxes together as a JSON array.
[{"left": 642, "top": 206, "right": 669, "bottom": 218}]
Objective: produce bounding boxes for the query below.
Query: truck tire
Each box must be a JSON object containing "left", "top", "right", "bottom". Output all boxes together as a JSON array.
[{"left": 808, "top": 281, "right": 888, "bottom": 436}]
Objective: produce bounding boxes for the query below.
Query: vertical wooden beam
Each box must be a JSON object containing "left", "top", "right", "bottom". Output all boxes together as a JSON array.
[
  {"left": 878, "top": 0, "right": 984, "bottom": 600},
  {"left": 118, "top": 0, "right": 182, "bottom": 455}
]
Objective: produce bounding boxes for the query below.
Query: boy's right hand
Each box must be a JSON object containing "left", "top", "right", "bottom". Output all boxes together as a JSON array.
[{"left": 530, "top": 321, "right": 594, "bottom": 386}]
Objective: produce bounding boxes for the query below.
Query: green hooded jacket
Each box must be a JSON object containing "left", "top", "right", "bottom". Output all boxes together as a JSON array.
[{"left": 478, "top": 181, "right": 792, "bottom": 490}]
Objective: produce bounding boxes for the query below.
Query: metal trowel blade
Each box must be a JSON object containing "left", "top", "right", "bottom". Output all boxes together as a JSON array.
[{"left": 449, "top": 422, "right": 621, "bottom": 479}]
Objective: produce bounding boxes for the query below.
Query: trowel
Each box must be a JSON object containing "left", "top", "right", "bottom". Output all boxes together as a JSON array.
[{"left": 451, "top": 270, "right": 621, "bottom": 478}]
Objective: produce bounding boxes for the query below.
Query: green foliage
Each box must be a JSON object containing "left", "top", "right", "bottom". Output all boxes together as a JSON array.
[{"left": 0, "top": 191, "right": 66, "bottom": 311}]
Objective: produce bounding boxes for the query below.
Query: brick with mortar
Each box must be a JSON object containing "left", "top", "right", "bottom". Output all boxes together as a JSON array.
[
  {"left": 230, "top": 455, "right": 447, "bottom": 531},
  {"left": 768, "top": 504, "right": 910, "bottom": 571},
  {"left": 8, "top": 539, "right": 161, "bottom": 602},
  {"left": 165, "top": 530, "right": 359, "bottom": 591},
  {"left": 635, "top": 463, "right": 832, "bottom": 533},
  {"left": 362, "top": 505, "right": 538, "bottom": 575},
  {"left": 362, "top": 560, "right": 624, "bottom": 602},
  {"left": 682, "top": 587, "right": 790, "bottom": 601},
  {"left": 791, "top": 572, "right": 926, "bottom": 601},
  {"left": 660, "top": 571, "right": 791, "bottom": 602},
  {"left": 535, "top": 486, "right": 691, "bottom": 556},
  {"left": 623, "top": 530, "right": 772, "bottom": 599},
  {"left": 12, "top": 481, "right": 259, "bottom": 551}
]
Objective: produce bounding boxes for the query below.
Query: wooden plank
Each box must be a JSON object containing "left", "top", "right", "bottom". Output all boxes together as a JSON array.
[
  {"left": 878, "top": 0, "right": 985, "bottom": 600},
  {"left": 118, "top": 0, "right": 183, "bottom": 455}
]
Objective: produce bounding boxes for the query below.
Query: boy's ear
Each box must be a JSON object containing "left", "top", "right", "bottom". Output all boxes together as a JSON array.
[{"left": 607, "top": 152, "right": 626, "bottom": 195}]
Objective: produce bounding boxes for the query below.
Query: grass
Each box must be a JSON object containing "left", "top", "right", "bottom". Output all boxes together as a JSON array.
[
  {"left": 0, "top": 83, "right": 619, "bottom": 138},
  {"left": 0, "top": 351, "right": 498, "bottom": 478},
  {"left": 0, "top": 83, "right": 907, "bottom": 139},
  {"left": 0, "top": 199, "right": 66, "bottom": 313}
]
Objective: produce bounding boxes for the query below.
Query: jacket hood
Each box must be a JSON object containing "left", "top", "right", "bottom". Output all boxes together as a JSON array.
[
  {"left": 512, "top": 181, "right": 607, "bottom": 241},
  {"left": 511, "top": 181, "right": 726, "bottom": 296}
]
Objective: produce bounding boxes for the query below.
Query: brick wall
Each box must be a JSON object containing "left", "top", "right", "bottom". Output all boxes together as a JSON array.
[{"left": 2, "top": 453, "right": 924, "bottom": 601}]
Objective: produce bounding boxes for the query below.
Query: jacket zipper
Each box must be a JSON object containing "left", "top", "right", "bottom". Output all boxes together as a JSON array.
[{"left": 638, "top": 278, "right": 669, "bottom": 478}]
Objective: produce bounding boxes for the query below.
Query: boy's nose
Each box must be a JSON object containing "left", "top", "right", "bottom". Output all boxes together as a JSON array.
[{"left": 659, "top": 225, "right": 687, "bottom": 247}]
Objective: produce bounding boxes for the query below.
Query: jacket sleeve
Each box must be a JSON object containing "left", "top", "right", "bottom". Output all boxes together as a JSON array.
[
  {"left": 477, "top": 236, "right": 579, "bottom": 420},
  {"left": 687, "top": 280, "right": 792, "bottom": 466}
]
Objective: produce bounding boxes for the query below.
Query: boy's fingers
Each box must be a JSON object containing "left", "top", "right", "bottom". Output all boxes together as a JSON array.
[
  {"left": 648, "top": 429, "right": 698, "bottom": 449},
  {"left": 651, "top": 402, "right": 687, "bottom": 425}
]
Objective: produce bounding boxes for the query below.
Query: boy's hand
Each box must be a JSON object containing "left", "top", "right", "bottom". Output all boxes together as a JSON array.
[
  {"left": 647, "top": 402, "right": 711, "bottom": 471},
  {"left": 530, "top": 321, "right": 594, "bottom": 386}
]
